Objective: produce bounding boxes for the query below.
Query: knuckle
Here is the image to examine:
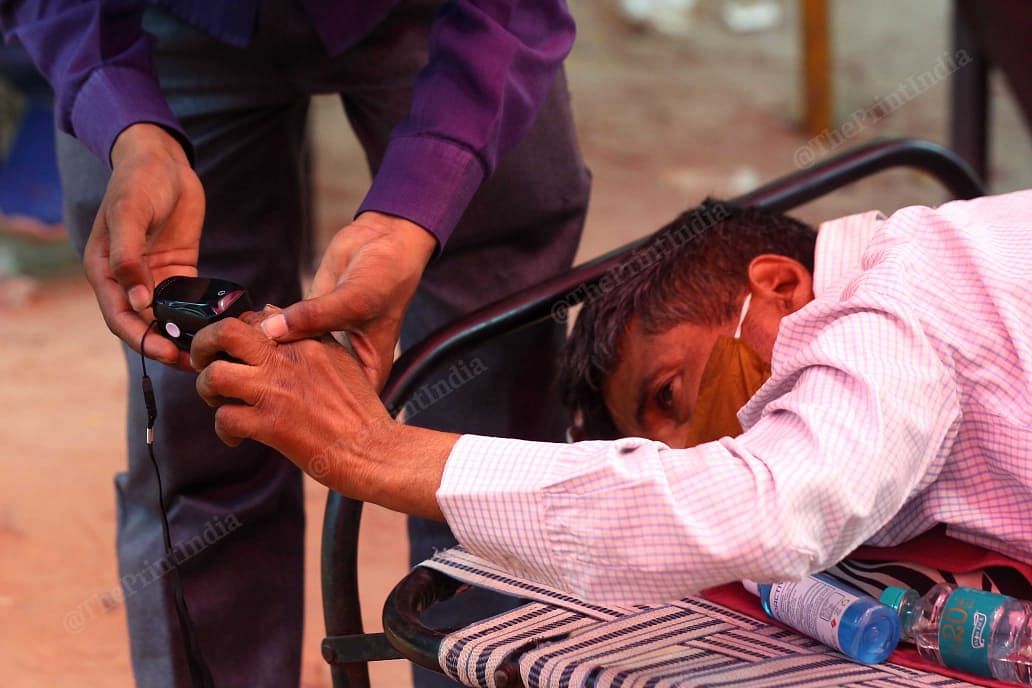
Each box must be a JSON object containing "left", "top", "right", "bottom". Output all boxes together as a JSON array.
[
  {"left": 345, "top": 288, "right": 378, "bottom": 320},
  {"left": 213, "top": 408, "right": 233, "bottom": 438},
  {"left": 238, "top": 311, "right": 263, "bottom": 327},
  {"left": 203, "top": 318, "right": 229, "bottom": 345},
  {"left": 194, "top": 371, "right": 211, "bottom": 400},
  {"left": 222, "top": 316, "right": 245, "bottom": 333},
  {"left": 108, "top": 252, "right": 140, "bottom": 280},
  {"left": 204, "top": 360, "right": 227, "bottom": 389},
  {"left": 215, "top": 406, "right": 248, "bottom": 439},
  {"left": 208, "top": 317, "right": 232, "bottom": 337},
  {"left": 82, "top": 255, "right": 105, "bottom": 284},
  {"left": 107, "top": 196, "right": 150, "bottom": 231},
  {"left": 223, "top": 317, "right": 253, "bottom": 348}
]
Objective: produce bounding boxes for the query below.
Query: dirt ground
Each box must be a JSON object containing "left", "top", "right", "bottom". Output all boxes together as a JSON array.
[{"left": 1, "top": 1, "right": 1029, "bottom": 687}]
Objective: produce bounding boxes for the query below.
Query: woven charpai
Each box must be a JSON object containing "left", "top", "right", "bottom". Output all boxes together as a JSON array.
[{"left": 423, "top": 547, "right": 977, "bottom": 688}]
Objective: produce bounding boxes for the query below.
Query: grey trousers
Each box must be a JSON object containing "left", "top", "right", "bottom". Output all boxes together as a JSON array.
[{"left": 56, "top": 2, "right": 589, "bottom": 687}]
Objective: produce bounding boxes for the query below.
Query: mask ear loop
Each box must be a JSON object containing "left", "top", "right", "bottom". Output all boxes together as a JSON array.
[{"left": 734, "top": 293, "right": 753, "bottom": 340}]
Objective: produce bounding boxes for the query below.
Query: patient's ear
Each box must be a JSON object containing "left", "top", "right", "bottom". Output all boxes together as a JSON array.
[{"left": 746, "top": 254, "right": 813, "bottom": 315}]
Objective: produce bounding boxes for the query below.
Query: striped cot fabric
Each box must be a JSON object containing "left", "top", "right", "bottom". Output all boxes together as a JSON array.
[
  {"left": 423, "top": 547, "right": 978, "bottom": 688},
  {"left": 825, "top": 556, "right": 1032, "bottom": 602}
]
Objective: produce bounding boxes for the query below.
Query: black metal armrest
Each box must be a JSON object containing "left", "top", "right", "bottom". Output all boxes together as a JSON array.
[
  {"left": 381, "top": 566, "right": 468, "bottom": 673},
  {"left": 378, "top": 137, "right": 982, "bottom": 413},
  {"left": 384, "top": 566, "right": 531, "bottom": 687}
]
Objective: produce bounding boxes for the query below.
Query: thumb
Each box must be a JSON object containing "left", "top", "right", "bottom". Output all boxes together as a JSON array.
[{"left": 261, "top": 290, "right": 365, "bottom": 342}]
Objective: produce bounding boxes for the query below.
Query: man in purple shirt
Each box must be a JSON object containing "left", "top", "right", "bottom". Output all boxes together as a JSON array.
[{"left": 1, "top": 1, "right": 589, "bottom": 686}]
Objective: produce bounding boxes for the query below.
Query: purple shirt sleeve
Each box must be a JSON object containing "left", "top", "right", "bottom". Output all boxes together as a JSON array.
[
  {"left": 357, "top": 1, "right": 576, "bottom": 249},
  {"left": 0, "top": 1, "right": 190, "bottom": 166}
]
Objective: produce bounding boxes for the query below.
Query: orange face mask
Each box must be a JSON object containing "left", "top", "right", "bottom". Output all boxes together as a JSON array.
[{"left": 682, "top": 293, "right": 771, "bottom": 446}]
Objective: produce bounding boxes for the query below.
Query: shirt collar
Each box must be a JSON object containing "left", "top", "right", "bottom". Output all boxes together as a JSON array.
[{"left": 813, "top": 210, "right": 886, "bottom": 298}]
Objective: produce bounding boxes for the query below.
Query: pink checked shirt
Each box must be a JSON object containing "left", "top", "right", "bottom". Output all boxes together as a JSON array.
[{"left": 437, "top": 190, "right": 1032, "bottom": 605}]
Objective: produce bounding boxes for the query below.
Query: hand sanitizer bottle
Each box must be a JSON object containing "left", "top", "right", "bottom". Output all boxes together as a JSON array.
[{"left": 744, "top": 573, "right": 900, "bottom": 664}]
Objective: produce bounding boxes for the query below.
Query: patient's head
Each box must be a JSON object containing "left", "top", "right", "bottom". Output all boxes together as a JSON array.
[{"left": 559, "top": 199, "right": 817, "bottom": 447}]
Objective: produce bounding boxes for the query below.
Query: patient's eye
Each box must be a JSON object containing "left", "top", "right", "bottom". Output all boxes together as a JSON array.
[{"left": 655, "top": 381, "right": 675, "bottom": 413}]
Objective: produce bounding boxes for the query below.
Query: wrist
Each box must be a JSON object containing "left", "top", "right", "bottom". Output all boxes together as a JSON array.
[
  {"left": 354, "top": 211, "right": 437, "bottom": 267},
  {"left": 111, "top": 123, "right": 190, "bottom": 168},
  {"left": 347, "top": 420, "right": 456, "bottom": 519}
]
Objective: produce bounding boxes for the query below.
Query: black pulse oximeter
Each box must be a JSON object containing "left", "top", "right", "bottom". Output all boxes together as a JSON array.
[{"left": 152, "top": 276, "right": 253, "bottom": 351}]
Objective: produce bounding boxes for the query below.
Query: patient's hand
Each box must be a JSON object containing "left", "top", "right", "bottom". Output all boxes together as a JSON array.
[
  {"left": 190, "top": 315, "right": 456, "bottom": 518},
  {"left": 191, "top": 316, "right": 391, "bottom": 486}
]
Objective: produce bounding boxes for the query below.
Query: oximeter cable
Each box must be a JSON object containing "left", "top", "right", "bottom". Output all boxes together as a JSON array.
[{"left": 140, "top": 322, "right": 215, "bottom": 688}]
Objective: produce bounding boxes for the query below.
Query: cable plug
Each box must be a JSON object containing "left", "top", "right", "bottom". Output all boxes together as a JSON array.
[{"left": 141, "top": 375, "right": 157, "bottom": 444}]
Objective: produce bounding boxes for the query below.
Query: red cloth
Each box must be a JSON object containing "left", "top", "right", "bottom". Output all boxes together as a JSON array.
[
  {"left": 701, "top": 528, "right": 1032, "bottom": 688},
  {"left": 849, "top": 525, "right": 1032, "bottom": 583}
]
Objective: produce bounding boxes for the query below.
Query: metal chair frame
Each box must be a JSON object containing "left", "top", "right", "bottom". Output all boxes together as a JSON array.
[{"left": 321, "top": 137, "right": 985, "bottom": 688}]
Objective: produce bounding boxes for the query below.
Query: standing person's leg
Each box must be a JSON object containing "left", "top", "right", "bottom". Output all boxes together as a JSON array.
[
  {"left": 400, "top": 69, "right": 589, "bottom": 688},
  {"left": 56, "top": 9, "right": 310, "bottom": 688},
  {"left": 328, "top": 4, "right": 589, "bottom": 686}
]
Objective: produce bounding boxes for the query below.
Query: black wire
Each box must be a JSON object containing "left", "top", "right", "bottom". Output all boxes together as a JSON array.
[{"left": 140, "top": 323, "right": 215, "bottom": 688}]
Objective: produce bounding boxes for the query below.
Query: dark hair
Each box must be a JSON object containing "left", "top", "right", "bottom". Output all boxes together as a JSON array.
[{"left": 558, "top": 198, "right": 817, "bottom": 439}]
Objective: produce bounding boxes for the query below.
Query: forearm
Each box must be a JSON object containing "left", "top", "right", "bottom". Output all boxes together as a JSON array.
[
  {"left": 438, "top": 329, "right": 956, "bottom": 605},
  {"left": 0, "top": 0, "right": 189, "bottom": 165},
  {"left": 357, "top": 0, "right": 575, "bottom": 247},
  {"left": 437, "top": 434, "right": 825, "bottom": 602},
  {"left": 341, "top": 423, "right": 458, "bottom": 521}
]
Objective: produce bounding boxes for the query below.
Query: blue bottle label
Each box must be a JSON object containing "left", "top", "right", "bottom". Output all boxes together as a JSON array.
[
  {"left": 767, "top": 577, "right": 856, "bottom": 652},
  {"left": 938, "top": 589, "right": 1006, "bottom": 677}
]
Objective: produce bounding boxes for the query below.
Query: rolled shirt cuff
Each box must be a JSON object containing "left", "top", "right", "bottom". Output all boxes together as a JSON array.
[
  {"left": 357, "top": 135, "right": 486, "bottom": 251},
  {"left": 70, "top": 65, "right": 192, "bottom": 167}
]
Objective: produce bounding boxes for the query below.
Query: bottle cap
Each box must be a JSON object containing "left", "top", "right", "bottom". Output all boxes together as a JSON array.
[
  {"left": 856, "top": 611, "right": 901, "bottom": 664},
  {"left": 878, "top": 586, "right": 909, "bottom": 612}
]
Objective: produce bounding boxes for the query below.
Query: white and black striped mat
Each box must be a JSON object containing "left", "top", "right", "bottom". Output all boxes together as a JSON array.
[{"left": 421, "top": 547, "right": 977, "bottom": 688}]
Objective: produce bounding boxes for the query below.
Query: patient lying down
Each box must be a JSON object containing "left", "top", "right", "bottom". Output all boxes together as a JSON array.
[
  {"left": 192, "top": 191, "right": 1032, "bottom": 604},
  {"left": 557, "top": 198, "right": 1032, "bottom": 599}
]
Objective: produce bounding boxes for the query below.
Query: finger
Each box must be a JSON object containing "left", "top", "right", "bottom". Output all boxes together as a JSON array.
[
  {"left": 84, "top": 242, "right": 180, "bottom": 365},
  {"left": 102, "top": 195, "right": 154, "bottom": 311},
  {"left": 191, "top": 317, "right": 273, "bottom": 370},
  {"left": 260, "top": 289, "right": 368, "bottom": 342},
  {"left": 336, "top": 330, "right": 386, "bottom": 389},
  {"left": 308, "top": 261, "right": 339, "bottom": 300},
  {"left": 169, "top": 349, "right": 194, "bottom": 372},
  {"left": 237, "top": 305, "right": 281, "bottom": 328},
  {"left": 196, "top": 360, "right": 262, "bottom": 407},
  {"left": 213, "top": 404, "right": 260, "bottom": 448},
  {"left": 237, "top": 310, "right": 265, "bottom": 327}
]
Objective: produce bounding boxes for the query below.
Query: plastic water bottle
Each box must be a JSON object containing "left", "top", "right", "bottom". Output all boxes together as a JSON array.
[
  {"left": 880, "top": 585, "right": 1032, "bottom": 685},
  {"left": 744, "top": 574, "right": 900, "bottom": 663}
]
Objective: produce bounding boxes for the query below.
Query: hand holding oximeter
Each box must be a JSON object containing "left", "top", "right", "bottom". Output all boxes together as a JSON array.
[{"left": 152, "top": 276, "right": 253, "bottom": 351}]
